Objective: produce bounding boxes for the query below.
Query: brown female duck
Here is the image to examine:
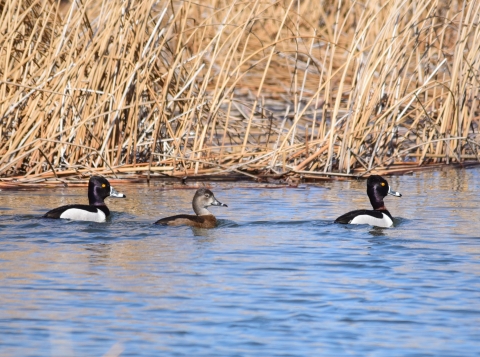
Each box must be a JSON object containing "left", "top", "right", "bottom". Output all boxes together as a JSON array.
[{"left": 155, "top": 188, "right": 227, "bottom": 228}]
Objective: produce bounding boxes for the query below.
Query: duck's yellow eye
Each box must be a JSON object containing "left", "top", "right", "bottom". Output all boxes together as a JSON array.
[
  {"left": 380, "top": 182, "right": 385, "bottom": 186},
  {"left": 102, "top": 184, "right": 106, "bottom": 188}
]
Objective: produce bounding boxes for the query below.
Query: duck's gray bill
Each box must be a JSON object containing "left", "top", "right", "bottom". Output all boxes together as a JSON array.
[
  {"left": 388, "top": 187, "right": 402, "bottom": 197},
  {"left": 212, "top": 198, "right": 228, "bottom": 207},
  {"left": 110, "top": 186, "right": 126, "bottom": 198}
]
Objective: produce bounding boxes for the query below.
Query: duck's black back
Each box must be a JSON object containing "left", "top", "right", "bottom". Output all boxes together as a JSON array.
[
  {"left": 43, "top": 204, "right": 110, "bottom": 219},
  {"left": 334, "top": 209, "right": 390, "bottom": 224}
]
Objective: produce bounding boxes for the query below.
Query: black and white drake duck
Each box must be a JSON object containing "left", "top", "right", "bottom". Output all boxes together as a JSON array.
[
  {"left": 155, "top": 188, "right": 227, "bottom": 228},
  {"left": 43, "top": 176, "right": 126, "bottom": 222},
  {"left": 335, "top": 175, "right": 402, "bottom": 228}
]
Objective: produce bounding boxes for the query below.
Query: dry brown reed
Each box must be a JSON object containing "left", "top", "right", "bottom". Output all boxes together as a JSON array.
[{"left": 1, "top": 0, "right": 480, "bottom": 183}]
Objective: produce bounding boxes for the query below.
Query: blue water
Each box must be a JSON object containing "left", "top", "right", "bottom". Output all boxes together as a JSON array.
[{"left": 1, "top": 168, "right": 480, "bottom": 356}]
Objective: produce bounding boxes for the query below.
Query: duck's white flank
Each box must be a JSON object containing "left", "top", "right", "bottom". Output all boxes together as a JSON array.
[
  {"left": 350, "top": 213, "right": 393, "bottom": 228},
  {"left": 59, "top": 208, "right": 106, "bottom": 222}
]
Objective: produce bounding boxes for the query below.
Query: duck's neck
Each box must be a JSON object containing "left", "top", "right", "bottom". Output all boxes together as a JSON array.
[
  {"left": 193, "top": 203, "right": 212, "bottom": 216},
  {"left": 88, "top": 195, "right": 105, "bottom": 206},
  {"left": 368, "top": 186, "right": 387, "bottom": 211},
  {"left": 369, "top": 197, "right": 386, "bottom": 211}
]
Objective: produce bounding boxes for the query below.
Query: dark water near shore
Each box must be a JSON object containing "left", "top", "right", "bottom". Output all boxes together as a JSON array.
[{"left": 1, "top": 168, "right": 480, "bottom": 356}]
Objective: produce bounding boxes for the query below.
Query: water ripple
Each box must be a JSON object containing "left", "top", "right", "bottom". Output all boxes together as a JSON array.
[{"left": 0, "top": 169, "right": 480, "bottom": 356}]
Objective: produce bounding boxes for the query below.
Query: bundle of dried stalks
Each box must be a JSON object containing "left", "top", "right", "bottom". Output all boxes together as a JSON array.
[{"left": 0, "top": 0, "right": 479, "bottom": 183}]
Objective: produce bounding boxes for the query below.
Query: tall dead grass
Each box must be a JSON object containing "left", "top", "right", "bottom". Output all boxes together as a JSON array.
[{"left": 1, "top": 0, "right": 479, "bottom": 181}]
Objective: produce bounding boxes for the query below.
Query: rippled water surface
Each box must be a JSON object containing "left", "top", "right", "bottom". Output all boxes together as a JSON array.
[{"left": 1, "top": 168, "right": 480, "bottom": 356}]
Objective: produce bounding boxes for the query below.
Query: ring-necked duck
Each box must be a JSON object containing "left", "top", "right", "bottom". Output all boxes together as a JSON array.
[
  {"left": 335, "top": 175, "right": 402, "bottom": 228},
  {"left": 43, "top": 176, "right": 126, "bottom": 222},
  {"left": 155, "top": 188, "right": 227, "bottom": 228}
]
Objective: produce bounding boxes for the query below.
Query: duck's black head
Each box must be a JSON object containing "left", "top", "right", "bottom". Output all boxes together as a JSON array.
[
  {"left": 88, "top": 176, "right": 126, "bottom": 206},
  {"left": 366, "top": 175, "right": 402, "bottom": 210}
]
